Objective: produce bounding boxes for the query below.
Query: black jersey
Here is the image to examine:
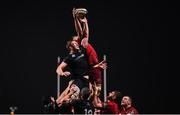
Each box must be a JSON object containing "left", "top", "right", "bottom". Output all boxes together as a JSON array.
[
  {"left": 71, "top": 99, "right": 95, "bottom": 114},
  {"left": 63, "top": 46, "right": 89, "bottom": 79}
]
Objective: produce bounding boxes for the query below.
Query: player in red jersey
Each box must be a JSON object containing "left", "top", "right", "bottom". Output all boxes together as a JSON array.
[
  {"left": 119, "top": 96, "right": 139, "bottom": 115},
  {"left": 93, "top": 84, "right": 122, "bottom": 114},
  {"left": 72, "top": 8, "right": 104, "bottom": 86}
]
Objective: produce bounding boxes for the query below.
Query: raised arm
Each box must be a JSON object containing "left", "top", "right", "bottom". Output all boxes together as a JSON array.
[
  {"left": 93, "top": 60, "right": 107, "bottom": 69},
  {"left": 73, "top": 8, "right": 83, "bottom": 38},
  {"left": 93, "top": 83, "right": 103, "bottom": 108},
  {"left": 79, "top": 17, "right": 89, "bottom": 48},
  {"left": 73, "top": 8, "right": 89, "bottom": 48}
]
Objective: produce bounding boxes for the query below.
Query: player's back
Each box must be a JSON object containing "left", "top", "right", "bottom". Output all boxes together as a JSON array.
[{"left": 72, "top": 99, "right": 95, "bottom": 114}]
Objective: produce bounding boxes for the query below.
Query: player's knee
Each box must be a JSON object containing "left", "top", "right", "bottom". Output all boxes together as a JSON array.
[{"left": 70, "top": 84, "right": 80, "bottom": 99}]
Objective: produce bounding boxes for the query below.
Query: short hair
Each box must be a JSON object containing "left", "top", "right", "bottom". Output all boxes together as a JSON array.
[
  {"left": 127, "top": 96, "right": 132, "bottom": 103},
  {"left": 113, "top": 90, "right": 122, "bottom": 98},
  {"left": 80, "top": 87, "right": 91, "bottom": 100},
  {"left": 124, "top": 95, "right": 132, "bottom": 103}
]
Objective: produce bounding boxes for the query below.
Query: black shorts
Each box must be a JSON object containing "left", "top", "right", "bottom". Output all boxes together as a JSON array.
[{"left": 71, "top": 77, "right": 89, "bottom": 90}]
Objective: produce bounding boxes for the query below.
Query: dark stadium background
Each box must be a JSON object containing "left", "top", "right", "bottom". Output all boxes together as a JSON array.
[{"left": 0, "top": 0, "right": 171, "bottom": 113}]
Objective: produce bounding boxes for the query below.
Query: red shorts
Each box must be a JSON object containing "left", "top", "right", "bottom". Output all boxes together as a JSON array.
[
  {"left": 86, "top": 44, "right": 102, "bottom": 84},
  {"left": 89, "top": 68, "right": 102, "bottom": 84}
]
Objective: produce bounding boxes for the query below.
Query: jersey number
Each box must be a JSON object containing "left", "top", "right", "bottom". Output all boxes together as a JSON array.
[{"left": 84, "top": 109, "right": 93, "bottom": 114}]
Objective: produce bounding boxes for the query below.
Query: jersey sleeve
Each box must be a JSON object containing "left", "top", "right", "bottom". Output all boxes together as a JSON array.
[
  {"left": 130, "top": 107, "right": 139, "bottom": 114},
  {"left": 63, "top": 55, "right": 71, "bottom": 64}
]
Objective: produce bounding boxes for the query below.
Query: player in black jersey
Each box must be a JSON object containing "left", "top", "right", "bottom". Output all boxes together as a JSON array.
[
  {"left": 70, "top": 87, "right": 95, "bottom": 114},
  {"left": 56, "top": 8, "right": 106, "bottom": 107},
  {"left": 56, "top": 21, "right": 90, "bottom": 105}
]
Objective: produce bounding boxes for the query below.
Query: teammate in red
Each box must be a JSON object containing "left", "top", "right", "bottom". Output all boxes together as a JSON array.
[
  {"left": 93, "top": 83, "right": 122, "bottom": 114},
  {"left": 119, "top": 96, "right": 139, "bottom": 115},
  {"left": 72, "top": 8, "right": 104, "bottom": 86}
]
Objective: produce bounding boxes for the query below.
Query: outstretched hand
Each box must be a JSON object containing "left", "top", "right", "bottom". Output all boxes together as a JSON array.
[
  {"left": 94, "top": 60, "right": 107, "bottom": 69},
  {"left": 94, "top": 83, "right": 101, "bottom": 96},
  {"left": 61, "top": 71, "right": 71, "bottom": 77}
]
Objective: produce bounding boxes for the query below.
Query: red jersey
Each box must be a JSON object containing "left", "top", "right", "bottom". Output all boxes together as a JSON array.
[
  {"left": 120, "top": 106, "right": 138, "bottom": 115},
  {"left": 86, "top": 44, "right": 102, "bottom": 84},
  {"left": 77, "top": 38, "right": 99, "bottom": 65},
  {"left": 77, "top": 38, "right": 102, "bottom": 84},
  {"left": 101, "top": 100, "right": 120, "bottom": 114}
]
